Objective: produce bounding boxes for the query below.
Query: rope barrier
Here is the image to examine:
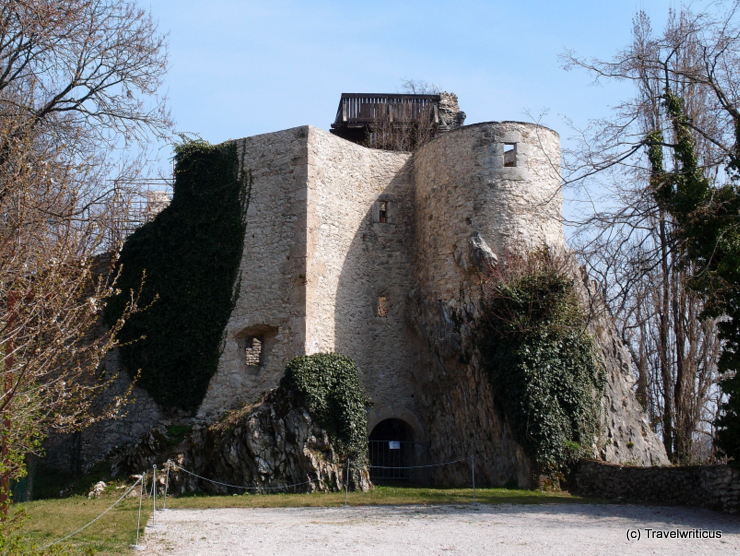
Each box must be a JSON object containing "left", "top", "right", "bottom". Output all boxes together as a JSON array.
[
  {"left": 41, "top": 476, "right": 143, "bottom": 550},
  {"left": 171, "top": 463, "right": 315, "bottom": 492},
  {"left": 38, "top": 453, "right": 479, "bottom": 552},
  {"left": 366, "top": 458, "right": 465, "bottom": 470}
]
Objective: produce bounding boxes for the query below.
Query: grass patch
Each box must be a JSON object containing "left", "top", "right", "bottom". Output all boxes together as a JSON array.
[
  {"left": 12, "top": 493, "right": 150, "bottom": 555},
  {"left": 166, "top": 486, "right": 594, "bottom": 510}
]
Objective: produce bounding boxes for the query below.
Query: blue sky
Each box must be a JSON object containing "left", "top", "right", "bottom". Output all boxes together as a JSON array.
[
  {"left": 139, "top": 0, "right": 725, "bottom": 223},
  {"left": 142, "top": 0, "right": 699, "bottom": 144}
]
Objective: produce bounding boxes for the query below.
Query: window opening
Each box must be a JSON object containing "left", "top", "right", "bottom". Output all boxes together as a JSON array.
[
  {"left": 503, "top": 143, "right": 517, "bottom": 167},
  {"left": 376, "top": 296, "right": 389, "bottom": 317},
  {"left": 378, "top": 200, "right": 388, "bottom": 223},
  {"left": 244, "top": 336, "right": 263, "bottom": 367}
]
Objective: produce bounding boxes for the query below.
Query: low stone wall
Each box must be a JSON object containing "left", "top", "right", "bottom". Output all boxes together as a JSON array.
[{"left": 573, "top": 460, "right": 740, "bottom": 513}]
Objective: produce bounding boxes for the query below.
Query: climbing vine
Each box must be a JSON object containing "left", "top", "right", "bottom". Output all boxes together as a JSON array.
[
  {"left": 478, "top": 251, "right": 605, "bottom": 475},
  {"left": 281, "top": 353, "right": 369, "bottom": 461},
  {"left": 645, "top": 92, "right": 740, "bottom": 462},
  {"left": 104, "top": 139, "right": 248, "bottom": 411}
]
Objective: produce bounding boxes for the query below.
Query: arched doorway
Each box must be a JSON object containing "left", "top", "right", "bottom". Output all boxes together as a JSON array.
[{"left": 368, "top": 418, "right": 414, "bottom": 483}]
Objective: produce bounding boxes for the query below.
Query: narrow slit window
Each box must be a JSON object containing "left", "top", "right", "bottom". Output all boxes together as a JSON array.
[
  {"left": 244, "top": 336, "right": 263, "bottom": 367},
  {"left": 376, "top": 296, "right": 389, "bottom": 317},
  {"left": 378, "top": 200, "right": 388, "bottom": 223},
  {"left": 503, "top": 143, "right": 517, "bottom": 167}
]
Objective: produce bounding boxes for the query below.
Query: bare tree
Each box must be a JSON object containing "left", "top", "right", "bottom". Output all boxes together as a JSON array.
[
  {"left": 564, "top": 5, "right": 738, "bottom": 462},
  {"left": 0, "top": 0, "right": 169, "bottom": 514},
  {"left": 366, "top": 79, "right": 446, "bottom": 151},
  {"left": 400, "top": 78, "right": 441, "bottom": 95}
]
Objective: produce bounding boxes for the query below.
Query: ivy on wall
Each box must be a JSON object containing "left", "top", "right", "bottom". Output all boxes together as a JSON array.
[
  {"left": 281, "top": 353, "right": 369, "bottom": 461},
  {"left": 104, "top": 139, "right": 248, "bottom": 411},
  {"left": 478, "top": 251, "right": 605, "bottom": 475}
]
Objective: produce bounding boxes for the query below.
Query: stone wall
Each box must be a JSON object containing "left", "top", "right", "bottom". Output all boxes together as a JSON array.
[
  {"left": 198, "top": 127, "right": 310, "bottom": 418},
  {"left": 199, "top": 126, "right": 424, "bottom": 428},
  {"left": 573, "top": 460, "right": 740, "bottom": 513},
  {"left": 306, "top": 128, "right": 422, "bottom": 433}
]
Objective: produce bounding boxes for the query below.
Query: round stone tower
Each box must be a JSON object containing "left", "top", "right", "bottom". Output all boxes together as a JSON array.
[
  {"left": 410, "top": 121, "right": 565, "bottom": 487},
  {"left": 414, "top": 121, "right": 563, "bottom": 303}
]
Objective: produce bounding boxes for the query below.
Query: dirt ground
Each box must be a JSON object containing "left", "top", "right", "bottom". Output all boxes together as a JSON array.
[{"left": 140, "top": 503, "right": 740, "bottom": 555}]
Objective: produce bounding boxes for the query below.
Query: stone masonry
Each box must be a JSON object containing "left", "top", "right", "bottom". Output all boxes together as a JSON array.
[
  {"left": 574, "top": 460, "right": 740, "bottom": 513},
  {"left": 195, "top": 120, "right": 669, "bottom": 486}
]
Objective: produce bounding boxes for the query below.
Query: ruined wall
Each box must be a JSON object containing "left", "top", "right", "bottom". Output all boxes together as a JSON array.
[
  {"left": 199, "top": 126, "right": 422, "bottom": 427},
  {"left": 436, "top": 92, "right": 466, "bottom": 132},
  {"left": 198, "top": 127, "right": 310, "bottom": 418},
  {"left": 43, "top": 348, "right": 163, "bottom": 473},
  {"left": 305, "top": 127, "right": 422, "bottom": 433}
]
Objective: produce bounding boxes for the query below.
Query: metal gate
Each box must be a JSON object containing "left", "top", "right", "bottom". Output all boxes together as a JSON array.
[{"left": 369, "top": 440, "right": 428, "bottom": 482}]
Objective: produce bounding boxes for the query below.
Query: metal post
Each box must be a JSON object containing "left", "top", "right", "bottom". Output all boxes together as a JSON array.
[
  {"left": 344, "top": 459, "right": 352, "bottom": 506},
  {"left": 131, "top": 473, "right": 145, "bottom": 550},
  {"left": 163, "top": 462, "right": 170, "bottom": 511},
  {"left": 344, "top": 459, "right": 350, "bottom": 506}
]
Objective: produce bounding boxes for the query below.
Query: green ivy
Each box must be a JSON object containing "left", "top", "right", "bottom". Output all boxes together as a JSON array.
[
  {"left": 104, "top": 139, "right": 248, "bottom": 411},
  {"left": 478, "top": 255, "right": 604, "bottom": 475},
  {"left": 645, "top": 92, "right": 740, "bottom": 462},
  {"left": 281, "top": 353, "right": 369, "bottom": 461}
]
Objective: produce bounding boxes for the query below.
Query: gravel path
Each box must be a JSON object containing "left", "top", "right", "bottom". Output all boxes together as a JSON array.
[{"left": 140, "top": 503, "right": 740, "bottom": 555}]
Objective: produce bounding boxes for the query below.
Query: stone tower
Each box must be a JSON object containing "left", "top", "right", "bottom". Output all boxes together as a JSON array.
[{"left": 196, "top": 120, "right": 668, "bottom": 486}]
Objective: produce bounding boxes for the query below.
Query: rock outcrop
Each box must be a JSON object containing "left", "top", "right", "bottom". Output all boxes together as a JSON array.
[
  {"left": 111, "top": 387, "right": 369, "bottom": 495},
  {"left": 407, "top": 254, "right": 669, "bottom": 489},
  {"left": 584, "top": 285, "right": 670, "bottom": 466},
  {"left": 409, "top": 291, "right": 536, "bottom": 488}
]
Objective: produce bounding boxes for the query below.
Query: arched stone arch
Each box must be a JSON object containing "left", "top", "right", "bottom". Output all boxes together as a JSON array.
[
  {"left": 367, "top": 411, "right": 427, "bottom": 484},
  {"left": 367, "top": 406, "right": 425, "bottom": 444}
]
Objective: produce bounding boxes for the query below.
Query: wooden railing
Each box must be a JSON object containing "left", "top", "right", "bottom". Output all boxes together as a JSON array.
[{"left": 333, "top": 93, "right": 440, "bottom": 126}]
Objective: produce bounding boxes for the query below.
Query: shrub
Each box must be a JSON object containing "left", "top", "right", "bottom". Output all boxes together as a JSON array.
[
  {"left": 478, "top": 250, "right": 604, "bottom": 475},
  {"left": 281, "top": 354, "right": 369, "bottom": 461}
]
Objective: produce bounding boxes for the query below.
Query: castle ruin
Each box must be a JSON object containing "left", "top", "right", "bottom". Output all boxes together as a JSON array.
[
  {"left": 192, "top": 101, "right": 667, "bottom": 485},
  {"left": 45, "top": 93, "right": 669, "bottom": 488}
]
